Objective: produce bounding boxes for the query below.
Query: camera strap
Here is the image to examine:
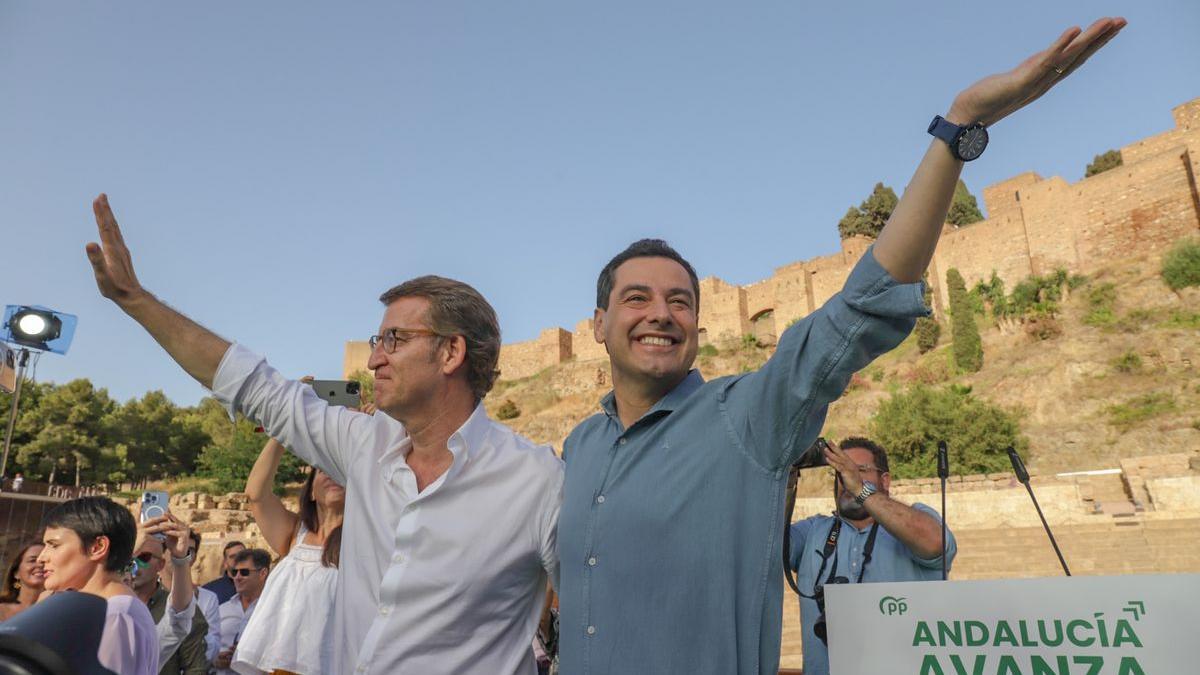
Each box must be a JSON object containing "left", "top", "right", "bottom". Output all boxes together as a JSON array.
[{"left": 792, "top": 516, "right": 880, "bottom": 597}]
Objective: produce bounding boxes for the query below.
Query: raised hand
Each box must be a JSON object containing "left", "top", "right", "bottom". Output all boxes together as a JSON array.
[
  {"left": 822, "top": 442, "right": 865, "bottom": 498},
  {"left": 86, "top": 194, "right": 148, "bottom": 307},
  {"left": 949, "top": 17, "right": 1126, "bottom": 126}
]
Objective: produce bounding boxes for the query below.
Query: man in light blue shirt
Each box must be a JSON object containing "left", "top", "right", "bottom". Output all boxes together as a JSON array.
[
  {"left": 789, "top": 437, "right": 956, "bottom": 675},
  {"left": 556, "top": 18, "right": 1123, "bottom": 674}
]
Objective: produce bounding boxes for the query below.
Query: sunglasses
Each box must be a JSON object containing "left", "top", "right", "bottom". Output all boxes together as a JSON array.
[
  {"left": 230, "top": 568, "right": 262, "bottom": 577},
  {"left": 136, "top": 552, "right": 158, "bottom": 564}
]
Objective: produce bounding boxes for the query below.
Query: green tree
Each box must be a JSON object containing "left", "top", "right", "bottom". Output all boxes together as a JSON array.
[
  {"left": 869, "top": 384, "right": 1028, "bottom": 478},
  {"left": 348, "top": 369, "right": 375, "bottom": 405},
  {"left": 15, "top": 379, "right": 117, "bottom": 486},
  {"left": 946, "top": 179, "right": 984, "bottom": 226},
  {"left": 105, "top": 391, "right": 210, "bottom": 486},
  {"left": 1085, "top": 149, "right": 1123, "bottom": 177},
  {"left": 837, "top": 183, "right": 898, "bottom": 239},
  {"left": 915, "top": 278, "right": 940, "bottom": 354},
  {"left": 946, "top": 268, "right": 983, "bottom": 372},
  {"left": 195, "top": 415, "right": 307, "bottom": 494}
]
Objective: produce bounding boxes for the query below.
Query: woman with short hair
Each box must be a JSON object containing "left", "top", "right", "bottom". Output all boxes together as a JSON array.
[{"left": 38, "top": 496, "right": 159, "bottom": 675}]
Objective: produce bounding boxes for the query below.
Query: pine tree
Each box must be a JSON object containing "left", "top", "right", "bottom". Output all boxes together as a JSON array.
[{"left": 946, "top": 268, "right": 983, "bottom": 372}]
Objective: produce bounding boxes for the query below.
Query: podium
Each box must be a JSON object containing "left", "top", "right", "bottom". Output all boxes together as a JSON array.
[{"left": 825, "top": 574, "right": 1200, "bottom": 674}]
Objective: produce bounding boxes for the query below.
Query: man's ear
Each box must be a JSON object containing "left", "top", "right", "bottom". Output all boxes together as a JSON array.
[
  {"left": 880, "top": 471, "right": 892, "bottom": 494},
  {"left": 593, "top": 308, "right": 606, "bottom": 344},
  {"left": 439, "top": 334, "right": 469, "bottom": 377}
]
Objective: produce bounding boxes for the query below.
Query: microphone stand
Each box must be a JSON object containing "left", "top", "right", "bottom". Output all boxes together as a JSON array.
[
  {"left": 937, "top": 441, "right": 949, "bottom": 581},
  {"left": 1007, "top": 446, "right": 1071, "bottom": 576}
]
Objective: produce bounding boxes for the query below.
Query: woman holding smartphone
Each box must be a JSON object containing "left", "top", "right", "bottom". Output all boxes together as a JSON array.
[{"left": 232, "top": 431, "right": 347, "bottom": 675}]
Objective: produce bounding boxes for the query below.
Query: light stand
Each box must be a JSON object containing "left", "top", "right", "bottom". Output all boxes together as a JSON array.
[{"left": 1, "top": 349, "right": 30, "bottom": 483}]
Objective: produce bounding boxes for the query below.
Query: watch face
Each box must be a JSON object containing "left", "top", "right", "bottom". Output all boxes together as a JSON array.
[{"left": 956, "top": 126, "right": 988, "bottom": 161}]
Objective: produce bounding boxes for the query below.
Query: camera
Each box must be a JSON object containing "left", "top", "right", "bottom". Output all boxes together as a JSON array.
[
  {"left": 811, "top": 575, "right": 849, "bottom": 644},
  {"left": 794, "top": 437, "right": 831, "bottom": 470}
]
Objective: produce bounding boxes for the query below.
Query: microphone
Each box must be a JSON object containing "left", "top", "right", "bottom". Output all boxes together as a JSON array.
[
  {"left": 936, "top": 441, "right": 949, "bottom": 580},
  {"left": 1007, "top": 446, "right": 1071, "bottom": 576}
]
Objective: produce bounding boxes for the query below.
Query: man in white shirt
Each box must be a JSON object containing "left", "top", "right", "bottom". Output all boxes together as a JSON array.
[
  {"left": 213, "top": 548, "right": 269, "bottom": 674},
  {"left": 131, "top": 514, "right": 198, "bottom": 668},
  {"left": 85, "top": 207, "right": 563, "bottom": 675},
  {"left": 188, "top": 531, "right": 222, "bottom": 663}
]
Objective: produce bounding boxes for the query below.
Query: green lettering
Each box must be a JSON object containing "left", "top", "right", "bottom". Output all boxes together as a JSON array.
[
  {"left": 1117, "top": 656, "right": 1146, "bottom": 675},
  {"left": 996, "top": 655, "right": 1023, "bottom": 675},
  {"left": 937, "top": 620, "right": 963, "bottom": 647},
  {"left": 919, "top": 654, "right": 946, "bottom": 675},
  {"left": 1072, "top": 656, "right": 1103, "bottom": 675},
  {"left": 948, "top": 654, "right": 986, "bottom": 675},
  {"left": 1113, "top": 620, "right": 1143, "bottom": 648},
  {"left": 1096, "top": 615, "right": 1109, "bottom": 648},
  {"left": 1018, "top": 620, "right": 1039, "bottom": 647},
  {"left": 1067, "top": 619, "right": 1095, "bottom": 647},
  {"left": 993, "top": 620, "right": 1019, "bottom": 647},
  {"left": 1030, "top": 655, "right": 1069, "bottom": 675},
  {"left": 1037, "top": 619, "right": 1064, "bottom": 647},
  {"left": 914, "top": 621, "right": 936, "bottom": 647},
  {"left": 965, "top": 620, "right": 989, "bottom": 647}
]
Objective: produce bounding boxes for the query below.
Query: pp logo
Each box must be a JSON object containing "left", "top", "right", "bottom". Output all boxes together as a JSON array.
[{"left": 878, "top": 596, "right": 907, "bottom": 616}]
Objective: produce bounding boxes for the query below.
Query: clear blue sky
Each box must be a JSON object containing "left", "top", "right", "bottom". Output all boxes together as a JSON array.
[{"left": 2, "top": 1, "right": 1197, "bottom": 406}]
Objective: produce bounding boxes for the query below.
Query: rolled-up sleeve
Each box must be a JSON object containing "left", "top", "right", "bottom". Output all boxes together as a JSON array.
[
  {"left": 211, "top": 343, "right": 379, "bottom": 486},
  {"left": 723, "top": 246, "right": 929, "bottom": 471},
  {"left": 157, "top": 596, "right": 194, "bottom": 665}
]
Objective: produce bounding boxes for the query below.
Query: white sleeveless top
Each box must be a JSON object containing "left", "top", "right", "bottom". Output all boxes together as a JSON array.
[{"left": 231, "top": 523, "right": 338, "bottom": 675}]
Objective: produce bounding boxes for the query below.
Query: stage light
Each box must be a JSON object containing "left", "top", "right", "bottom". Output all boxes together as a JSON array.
[{"left": 11, "top": 308, "right": 60, "bottom": 347}]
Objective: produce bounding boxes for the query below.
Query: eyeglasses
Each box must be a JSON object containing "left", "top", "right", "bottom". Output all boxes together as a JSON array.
[
  {"left": 230, "top": 568, "right": 262, "bottom": 577},
  {"left": 856, "top": 465, "right": 884, "bottom": 475},
  {"left": 367, "top": 328, "right": 441, "bottom": 354},
  {"left": 136, "top": 552, "right": 159, "bottom": 564}
]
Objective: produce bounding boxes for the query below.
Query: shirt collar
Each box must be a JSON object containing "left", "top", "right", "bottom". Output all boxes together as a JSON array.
[
  {"left": 378, "top": 402, "right": 491, "bottom": 480},
  {"left": 600, "top": 369, "right": 705, "bottom": 424}
]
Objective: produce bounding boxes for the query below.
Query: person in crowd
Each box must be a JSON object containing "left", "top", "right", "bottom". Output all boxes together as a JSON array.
[
  {"left": 131, "top": 513, "right": 209, "bottom": 674},
  {"left": 553, "top": 18, "right": 1124, "bottom": 674},
  {"left": 0, "top": 541, "right": 45, "bottom": 621},
  {"left": 212, "top": 548, "right": 269, "bottom": 674},
  {"left": 789, "top": 437, "right": 956, "bottom": 675},
  {"left": 37, "top": 495, "right": 159, "bottom": 675},
  {"left": 232, "top": 436, "right": 345, "bottom": 674},
  {"left": 85, "top": 211, "right": 562, "bottom": 675},
  {"left": 202, "top": 540, "right": 246, "bottom": 604},
  {"left": 11, "top": 473, "right": 23, "bottom": 492},
  {"left": 188, "top": 531, "right": 222, "bottom": 663}
]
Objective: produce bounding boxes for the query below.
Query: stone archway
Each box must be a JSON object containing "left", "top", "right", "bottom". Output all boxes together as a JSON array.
[{"left": 750, "top": 309, "right": 776, "bottom": 346}]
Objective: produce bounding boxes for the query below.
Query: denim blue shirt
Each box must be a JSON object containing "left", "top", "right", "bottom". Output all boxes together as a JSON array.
[
  {"left": 788, "top": 504, "right": 957, "bottom": 675},
  {"left": 557, "top": 247, "right": 928, "bottom": 675}
]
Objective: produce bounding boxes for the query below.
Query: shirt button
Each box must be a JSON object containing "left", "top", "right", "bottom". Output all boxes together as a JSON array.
[
  {"left": 588, "top": 557, "right": 597, "bottom": 566},
  {"left": 619, "top": 438, "right": 626, "bottom": 445},
  {"left": 356, "top": 666, "right": 367, "bottom": 673},
  {"left": 596, "top": 495, "right": 606, "bottom": 504},
  {"left": 587, "top": 625, "right": 596, "bottom": 635},
  {"left": 392, "top": 553, "right": 403, "bottom": 563},
  {"left": 380, "top": 606, "right": 391, "bottom": 615}
]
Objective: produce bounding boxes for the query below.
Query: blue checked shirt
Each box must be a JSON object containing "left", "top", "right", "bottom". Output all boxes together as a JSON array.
[{"left": 557, "top": 246, "right": 929, "bottom": 674}]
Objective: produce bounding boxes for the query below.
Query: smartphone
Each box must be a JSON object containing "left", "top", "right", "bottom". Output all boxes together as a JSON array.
[
  {"left": 309, "top": 380, "right": 361, "bottom": 408},
  {"left": 141, "top": 490, "right": 169, "bottom": 540}
]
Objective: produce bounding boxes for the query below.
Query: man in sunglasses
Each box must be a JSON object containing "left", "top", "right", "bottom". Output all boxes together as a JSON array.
[
  {"left": 214, "top": 548, "right": 271, "bottom": 674},
  {"left": 84, "top": 210, "right": 562, "bottom": 675},
  {"left": 132, "top": 512, "right": 209, "bottom": 674},
  {"left": 789, "top": 437, "right": 955, "bottom": 675}
]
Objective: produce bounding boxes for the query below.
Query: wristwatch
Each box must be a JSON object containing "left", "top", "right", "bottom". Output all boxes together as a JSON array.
[
  {"left": 170, "top": 551, "right": 194, "bottom": 567},
  {"left": 854, "top": 481, "right": 878, "bottom": 506},
  {"left": 928, "top": 115, "right": 988, "bottom": 161}
]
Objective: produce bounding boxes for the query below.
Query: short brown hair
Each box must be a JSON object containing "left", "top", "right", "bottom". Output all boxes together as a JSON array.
[{"left": 379, "top": 275, "right": 501, "bottom": 401}]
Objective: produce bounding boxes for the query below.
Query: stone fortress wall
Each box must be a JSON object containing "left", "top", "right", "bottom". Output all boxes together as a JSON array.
[{"left": 345, "top": 98, "right": 1200, "bottom": 381}]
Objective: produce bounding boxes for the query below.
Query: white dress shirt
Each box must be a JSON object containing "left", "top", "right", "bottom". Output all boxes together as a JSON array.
[
  {"left": 216, "top": 595, "right": 257, "bottom": 675},
  {"left": 212, "top": 344, "right": 563, "bottom": 675},
  {"left": 154, "top": 592, "right": 194, "bottom": 665},
  {"left": 196, "top": 586, "right": 222, "bottom": 663}
]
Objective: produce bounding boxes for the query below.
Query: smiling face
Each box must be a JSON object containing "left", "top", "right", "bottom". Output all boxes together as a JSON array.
[
  {"left": 37, "top": 527, "right": 103, "bottom": 592},
  {"left": 595, "top": 256, "right": 699, "bottom": 394},
  {"left": 10, "top": 544, "right": 45, "bottom": 594},
  {"left": 367, "top": 296, "right": 450, "bottom": 419}
]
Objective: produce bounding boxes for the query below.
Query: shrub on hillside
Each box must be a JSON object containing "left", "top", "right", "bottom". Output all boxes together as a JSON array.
[
  {"left": 1083, "top": 282, "right": 1118, "bottom": 327},
  {"left": 1106, "top": 393, "right": 1176, "bottom": 431},
  {"left": 1161, "top": 239, "right": 1200, "bottom": 291},
  {"left": 869, "top": 383, "right": 1027, "bottom": 479},
  {"left": 915, "top": 317, "right": 941, "bottom": 353},
  {"left": 1023, "top": 315, "right": 1062, "bottom": 341},
  {"left": 496, "top": 399, "right": 521, "bottom": 420},
  {"left": 1111, "top": 350, "right": 1143, "bottom": 373},
  {"left": 697, "top": 344, "right": 719, "bottom": 358}
]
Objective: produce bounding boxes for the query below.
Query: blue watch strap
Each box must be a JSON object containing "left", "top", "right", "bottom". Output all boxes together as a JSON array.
[{"left": 927, "top": 115, "right": 960, "bottom": 146}]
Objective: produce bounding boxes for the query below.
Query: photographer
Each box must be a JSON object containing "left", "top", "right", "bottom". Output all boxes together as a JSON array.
[
  {"left": 131, "top": 513, "right": 208, "bottom": 674},
  {"left": 788, "top": 437, "right": 955, "bottom": 675}
]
